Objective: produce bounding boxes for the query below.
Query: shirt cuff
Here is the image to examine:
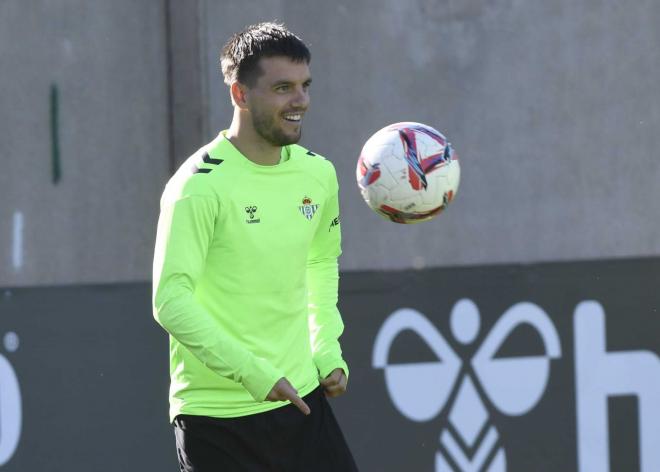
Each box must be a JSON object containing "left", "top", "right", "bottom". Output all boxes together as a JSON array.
[
  {"left": 316, "top": 356, "right": 349, "bottom": 381},
  {"left": 240, "top": 356, "right": 284, "bottom": 402}
]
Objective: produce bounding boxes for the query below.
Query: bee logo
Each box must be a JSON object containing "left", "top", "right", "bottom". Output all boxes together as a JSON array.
[
  {"left": 373, "top": 300, "right": 561, "bottom": 471},
  {"left": 245, "top": 206, "right": 260, "bottom": 224}
]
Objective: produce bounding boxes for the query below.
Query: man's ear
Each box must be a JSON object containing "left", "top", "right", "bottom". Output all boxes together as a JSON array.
[{"left": 230, "top": 82, "right": 248, "bottom": 109}]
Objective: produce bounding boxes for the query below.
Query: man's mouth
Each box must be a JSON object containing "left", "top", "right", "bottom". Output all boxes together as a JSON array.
[{"left": 283, "top": 112, "right": 303, "bottom": 123}]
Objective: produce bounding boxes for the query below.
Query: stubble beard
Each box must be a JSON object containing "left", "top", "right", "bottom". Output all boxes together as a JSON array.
[{"left": 252, "top": 109, "right": 302, "bottom": 147}]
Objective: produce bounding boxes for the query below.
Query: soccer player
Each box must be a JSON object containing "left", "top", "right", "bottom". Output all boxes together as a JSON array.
[{"left": 152, "top": 22, "right": 358, "bottom": 471}]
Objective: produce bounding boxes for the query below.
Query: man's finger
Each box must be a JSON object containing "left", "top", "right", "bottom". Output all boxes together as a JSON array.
[
  {"left": 280, "top": 381, "right": 308, "bottom": 413},
  {"left": 266, "top": 378, "right": 311, "bottom": 415},
  {"left": 277, "top": 379, "right": 311, "bottom": 415},
  {"left": 286, "top": 392, "right": 311, "bottom": 415},
  {"left": 322, "top": 371, "right": 347, "bottom": 398},
  {"left": 325, "top": 385, "right": 346, "bottom": 396},
  {"left": 324, "top": 381, "right": 346, "bottom": 393},
  {"left": 320, "top": 377, "right": 336, "bottom": 388},
  {"left": 322, "top": 372, "right": 345, "bottom": 386},
  {"left": 324, "top": 383, "right": 346, "bottom": 398}
]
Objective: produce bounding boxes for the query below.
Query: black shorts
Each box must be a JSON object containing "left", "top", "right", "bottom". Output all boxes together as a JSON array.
[{"left": 173, "top": 387, "right": 359, "bottom": 472}]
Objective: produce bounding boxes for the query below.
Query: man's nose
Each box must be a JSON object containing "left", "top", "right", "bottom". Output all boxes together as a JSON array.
[{"left": 291, "top": 86, "right": 309, "bottom": 108}]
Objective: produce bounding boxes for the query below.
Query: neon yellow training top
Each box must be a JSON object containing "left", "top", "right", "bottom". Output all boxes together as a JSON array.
[{"left": 152, "top": 131, "right": 348, "bottom": 421}]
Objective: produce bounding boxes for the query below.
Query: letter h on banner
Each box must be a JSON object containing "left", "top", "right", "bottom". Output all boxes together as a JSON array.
[{"left": 574, "top": 301, "right": 660, "bottom": 472}]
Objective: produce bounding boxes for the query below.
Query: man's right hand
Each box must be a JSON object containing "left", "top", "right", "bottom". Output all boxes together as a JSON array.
[{"left": 266, "top": 377, "right": 311, "bottom": 415}]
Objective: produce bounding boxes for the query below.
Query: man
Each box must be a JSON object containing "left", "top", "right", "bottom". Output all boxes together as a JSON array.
[{"left": 152, "top": 22, "right": 358, "bottom": 471}]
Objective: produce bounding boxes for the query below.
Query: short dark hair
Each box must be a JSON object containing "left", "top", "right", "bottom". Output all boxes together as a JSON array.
[{"left": 220, "top": 22, "right": 311, "bottom": 88}]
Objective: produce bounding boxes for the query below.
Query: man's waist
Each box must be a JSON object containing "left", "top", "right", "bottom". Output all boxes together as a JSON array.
[{"left": 169, "top": 371, "right": 319, "bottom": 421}]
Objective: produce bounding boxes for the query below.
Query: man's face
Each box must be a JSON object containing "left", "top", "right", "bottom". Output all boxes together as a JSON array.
[{"left": 244, "top": 56, "right": 311, "bottom": 146}]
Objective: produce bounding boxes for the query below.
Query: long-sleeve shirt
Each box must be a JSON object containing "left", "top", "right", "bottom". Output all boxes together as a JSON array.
[{"left": 152, "top": 131, "right": 348, "bottom": 421}]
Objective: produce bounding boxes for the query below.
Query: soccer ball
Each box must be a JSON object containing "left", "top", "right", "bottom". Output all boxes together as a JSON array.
[{"left": 356, "top": 122, "right": 460, "bottom": 224}]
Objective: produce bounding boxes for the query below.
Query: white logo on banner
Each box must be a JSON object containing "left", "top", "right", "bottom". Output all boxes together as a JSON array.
[
  {"left": 373, "top": 300, "right": 561, "bottom": 471},
  {"left": 0, "top": 332, "right": 22, "bottom": 466},
  {"left": 574, "top": 301, "right": 660, "bottom": 472}
]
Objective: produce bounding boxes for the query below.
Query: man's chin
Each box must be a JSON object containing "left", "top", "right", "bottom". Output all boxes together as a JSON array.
[
  {"left": 275, "top": 130, "right": 302, "bottom": 146},
  {"left": 256, "top": 124, "right": 302, "bottom": 147},
  {"left": 287, "top": 133, "right": 302, "bottom": 145}
]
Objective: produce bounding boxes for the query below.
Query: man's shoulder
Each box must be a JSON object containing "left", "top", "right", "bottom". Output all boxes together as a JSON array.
[
  {"left": 289, "top": 145, "right": 336, "bottom": 174},
  {"left": 289, "top": 145, "right": 338, "bottom": 193},
  {"left": 290, "top": 144, "right": 327, "bottom": 161},
  {"left": 161, "top": 146, "right": 225, "bottom": 205}
]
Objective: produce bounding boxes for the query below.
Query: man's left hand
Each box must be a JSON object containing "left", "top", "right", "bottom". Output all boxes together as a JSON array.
[{"left": 320, "top": 368, "right": 347, "bottom": 398}]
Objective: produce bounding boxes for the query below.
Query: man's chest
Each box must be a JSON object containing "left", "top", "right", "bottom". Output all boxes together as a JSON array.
[{"left": 213, "top": 174, "right": 327, "bottom": 257}]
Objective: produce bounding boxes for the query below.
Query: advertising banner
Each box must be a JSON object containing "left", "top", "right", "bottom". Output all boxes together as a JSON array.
[
  {"left": 1, "top": 258, "right": 658, "bottom": 471},
  {"left": 334, "top": 258, "right": 660, "bottom": 472},
  {"left": 0, "top": 284, "right": 174, "bottom": 471}
]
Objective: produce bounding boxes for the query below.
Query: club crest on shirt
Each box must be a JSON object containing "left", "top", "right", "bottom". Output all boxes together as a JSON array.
[{"left": 299, "top": 196, "right": 319, "bottom": 221}]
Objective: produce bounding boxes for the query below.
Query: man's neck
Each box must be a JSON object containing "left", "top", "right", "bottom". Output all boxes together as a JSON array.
[{"left": 227, "top": 117, "right": 281, "bottom": 166}]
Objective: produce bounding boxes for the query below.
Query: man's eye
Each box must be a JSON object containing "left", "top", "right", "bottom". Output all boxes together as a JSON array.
[{"left": 275, "top": 85, "right": 290, "bottom": 92}]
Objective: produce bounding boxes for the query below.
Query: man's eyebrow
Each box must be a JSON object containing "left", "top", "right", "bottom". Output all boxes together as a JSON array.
[{"left": 271, "top": 78, "right": 313, "bottom": 86}]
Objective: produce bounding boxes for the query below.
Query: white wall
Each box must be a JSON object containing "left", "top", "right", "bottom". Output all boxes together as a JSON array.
[
  {"left": 202, "top": 0, "right": 660, "bottom": 271},
  {"left": 2, "top": 0, "right": 659, "bottom": 285},
  {"left": 0, "top": 1, "right": 170, "bottom": 286}
]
